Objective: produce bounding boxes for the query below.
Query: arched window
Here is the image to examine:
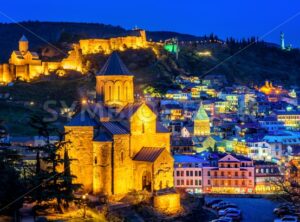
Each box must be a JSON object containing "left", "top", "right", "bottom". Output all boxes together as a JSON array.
[
  {"left": 121, "top": 152, "right": 124, "bottom": 164},
  {"left": 142, "top": 122, "right": 145, "bottom": 133},
  {"left": 94, "top": 157, "right": 97, "bottom": 164},
  {"left": 109, "top": 86, "right": 112, "bottom": 100},
  {"left": 118, "top": 86, "right": 121, "bottom": 100},
  {"left": 159, "top": 181, "right": 162, "bottom": 189},
  {"left": 125, "top": 86, "right": 128, "bottom": 100}
]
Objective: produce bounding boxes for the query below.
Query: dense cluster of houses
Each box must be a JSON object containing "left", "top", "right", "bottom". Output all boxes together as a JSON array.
[
  {"left": 146, "top": 74, "right": 300, "bottom": 194},
  {"left": 2, "top": 72, "right": 300, "bottom": 195}
]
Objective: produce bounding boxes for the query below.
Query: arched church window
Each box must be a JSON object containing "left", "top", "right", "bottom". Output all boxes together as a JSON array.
[
  {"left": 125, "top": 86, "right": 128, "bottom": 100},
  {"left": 109, "top": 86, "right": 112, "bottom": 100},
  {"left": 121, "top": 152, "right": 124, "bottom": 164},
  {"left": 118, "top": 86, "right": 121, "bottom": 100},
  {"left": 94, "top": 156, "right": 97, "bottom": 164},
  {"left": 142, "top": 122, "right": 145, "bottom": 133}
]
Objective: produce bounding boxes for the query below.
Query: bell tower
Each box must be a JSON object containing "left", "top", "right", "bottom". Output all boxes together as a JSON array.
[
  {"left": 194, "top": 105, "right": 211, "bottom": 136},
  {"left": 96, "top": 52, "right": 134, "bottom": 108},
  {"left": 19, "top": 35, "right": 29, "bottom": 55}
]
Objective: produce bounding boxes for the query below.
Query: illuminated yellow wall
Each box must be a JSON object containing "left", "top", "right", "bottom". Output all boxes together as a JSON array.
[
  {"left": 111, "top": 134, "right": 134, "bottom": 195},
  {"left": 232, "top": 141, "right": 249, "bottom": 155},
  {"left": 79, "top": 30, "right": 147, "bottom": 55},
  {"left": 194, "top": 119, "right": 211, "bottom": 136},
  {"left": 92, "top": 141, "right": 112, "bottom": 195},
  {"left": 0, "top": 64, "right": 12, "bottom": 83},
  {"left": 64, "top": 126, "right": 94, "bottom": 193},
  {"left": 19, "top": 40, "right": 28, "bottom": 54},
  {"left": 61, "top": 44, "right": 83, "bottom": 72},
  {"left": 153, "top": 193, "right": 181, "bottom": 214}
]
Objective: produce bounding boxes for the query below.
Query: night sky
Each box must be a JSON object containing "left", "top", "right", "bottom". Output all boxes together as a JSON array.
[{"left": 1, "top": 0, "right": 300, "bottom": 47}]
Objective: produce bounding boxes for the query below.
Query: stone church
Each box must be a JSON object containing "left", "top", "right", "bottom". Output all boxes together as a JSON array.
[{"left": 64, "top": 52, "right": 176, "bottom": 198}]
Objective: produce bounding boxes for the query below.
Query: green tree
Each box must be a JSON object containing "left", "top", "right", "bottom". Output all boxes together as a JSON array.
[
  {"left": 0, "top": 145, "right": 25, "bottom": 216},
  {"left": 28, "top": 115, "right": 81, "bottom": 213}
]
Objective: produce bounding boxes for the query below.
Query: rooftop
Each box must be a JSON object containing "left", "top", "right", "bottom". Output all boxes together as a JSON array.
[
  {"left": 97, "top": 51, "right": 132, "bottom": 76},
  {"left": 133, "top": 147, "right": 165, "bottom": 162},
  {"left": 19, "top": 35, "right": 28, "bottom": 42}
]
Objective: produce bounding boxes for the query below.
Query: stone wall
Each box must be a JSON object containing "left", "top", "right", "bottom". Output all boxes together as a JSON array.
[
  {"left": 64, "top": 126, "right": 94, "bottom": 192},
  {"left": 79, "top": 30, "right": 147, "bottom": 55},
  {"left": 153, "top": 193, "right": 181, "bottom": 214}
]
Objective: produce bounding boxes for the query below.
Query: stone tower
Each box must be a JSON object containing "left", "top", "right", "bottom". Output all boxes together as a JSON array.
[
  {"left": 194, "top": 105, "right": 210, "bottom": 136},
  {"left": 19, "top": 35, "right": 29, "bottom": 55},
  {"left": 96, "top": 52, "right": 134, "bottom": 108}
]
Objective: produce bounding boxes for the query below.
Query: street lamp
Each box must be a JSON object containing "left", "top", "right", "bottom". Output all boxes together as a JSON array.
[{"left": 82, "top": 193, "right": 88, "bottom": 218}]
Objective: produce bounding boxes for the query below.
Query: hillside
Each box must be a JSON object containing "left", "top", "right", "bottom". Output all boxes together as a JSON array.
[
  {"left": 0, "top": 21, "right": 206, "bottom": 61},
  {"left": 0, "top": 21, "right": 299, "bottom": 97},
  {"left": 1, "top": 21, "right": 300, "bottom": 136}
]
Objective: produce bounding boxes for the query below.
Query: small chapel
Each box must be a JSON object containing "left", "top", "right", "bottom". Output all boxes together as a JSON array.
[{"left": 63, "top": 52, "right": 180, "bottom": 212}]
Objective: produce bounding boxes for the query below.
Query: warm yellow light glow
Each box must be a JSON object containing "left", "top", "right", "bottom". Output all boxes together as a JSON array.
[
  {"left": 81, "top": 99, "right": 87, "bottom": 105},
  {"left": 197, "top": 51, "right": 212, "bottom": 57}
]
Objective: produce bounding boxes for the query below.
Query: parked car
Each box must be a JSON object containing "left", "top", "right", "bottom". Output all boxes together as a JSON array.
[
  {"left": 225, "top": 212, "right": 242, "bottom": 221},
  {"left": 274, "top": 215, "right": 298, "bottom": 222},
  {"left": 212, "top": 202, "right": 229, "bottom": 209},
  {"left": 218, "top": 217, "right": 234, "bottom": 222},
  {"left": 275, "top": 207, "right": 295, "bottom": 217},
  {"left": 211, "top": 217, "right": 233, "bottom": 222},
  {"left": 274, "top": 205, "right": 292, "bottom": 213},
  {"left": 217, "top": 203, "right": 238, "bottom": 210},
  {"left": 219, "top": 208, "right": 241, "bottom": 216},
  {"left": 206, "top": 199, "right": 223, "bottom": 207}
]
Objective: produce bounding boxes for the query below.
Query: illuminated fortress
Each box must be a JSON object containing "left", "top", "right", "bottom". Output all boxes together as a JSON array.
[
  {"left": 80, "top": 28, "right": 147, "bottom": 54},
  {"left": 0, "top": 29, "right": 148, "bottom": 84}
]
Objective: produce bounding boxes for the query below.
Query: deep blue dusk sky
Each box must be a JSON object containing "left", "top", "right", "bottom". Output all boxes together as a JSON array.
[{"left": 1, "top": 0, "right": 300, "bottom": 47}]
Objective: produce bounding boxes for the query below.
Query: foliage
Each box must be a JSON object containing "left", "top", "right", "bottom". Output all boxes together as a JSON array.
[
  {"left": 0, "top": 144, "right": 25, "bottom": 215},
  {"left": 272, "top": 164, "right": 300, "bottom": 204},
  {"left": 28, "top": 115, "right": 81, "bottom": 213}
]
